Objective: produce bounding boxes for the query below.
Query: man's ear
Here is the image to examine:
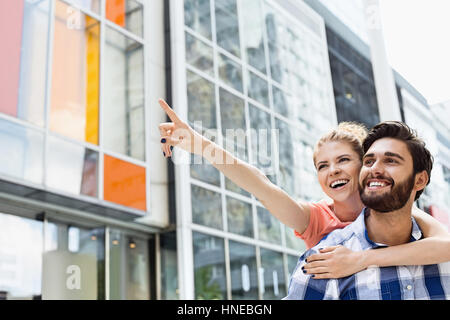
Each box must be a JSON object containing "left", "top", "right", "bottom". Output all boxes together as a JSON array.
[{"left": 414, "top": 170, "right": 429, "bottom": 191}]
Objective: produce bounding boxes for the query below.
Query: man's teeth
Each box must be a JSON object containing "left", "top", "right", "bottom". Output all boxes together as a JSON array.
[
  {"left": 331, "top": 180, "right": 349, "bottom": 188},
  {"left": 369, "top": 181, "right": 386, "bottom": 187}
]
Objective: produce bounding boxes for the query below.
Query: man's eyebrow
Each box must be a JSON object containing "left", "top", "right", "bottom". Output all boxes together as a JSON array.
[
  {"left": 384, "top": 151, "right": 405, "bottom": 161},
  {"left": 362, "top": 152, "right": 405, "bottom": 161}
]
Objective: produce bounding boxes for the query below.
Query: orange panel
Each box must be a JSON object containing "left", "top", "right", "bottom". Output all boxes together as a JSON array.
[
  {"left": 85, "top": 16, "right": 100, "bottom": 145},
  {"left": 50, "top": 1, "right": 99, "bottom": 144},
  {"left": 0, "top": 0, "right": 25, "bottom": 117},
  {"left": 103, "top": 154, "right": 146, "bottom": 211},
  {"left": 106, "top": 0, "right": 125, "bottom": 27}
]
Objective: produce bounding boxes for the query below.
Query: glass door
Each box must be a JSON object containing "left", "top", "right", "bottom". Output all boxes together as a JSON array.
[{"left": 42, "top": 219, "right": 105, "bottom": 300}]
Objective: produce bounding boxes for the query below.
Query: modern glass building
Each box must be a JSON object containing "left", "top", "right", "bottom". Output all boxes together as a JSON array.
[{"left": 0, "top": 0, "right": 448, "bottom": 300}]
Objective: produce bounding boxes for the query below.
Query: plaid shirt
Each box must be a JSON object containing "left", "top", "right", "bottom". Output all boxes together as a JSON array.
[{"left": 284, "top": 208, "right": 450, "bottom": 300}]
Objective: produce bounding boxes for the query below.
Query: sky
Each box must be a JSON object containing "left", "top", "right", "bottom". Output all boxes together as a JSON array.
[{"left": 378, "top": 0, "right": 450, "bottom": 105}]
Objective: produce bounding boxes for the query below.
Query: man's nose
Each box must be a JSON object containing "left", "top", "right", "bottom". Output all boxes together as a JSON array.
[{"left": 369, "top": 159, "right": 384, "bottom": 176}]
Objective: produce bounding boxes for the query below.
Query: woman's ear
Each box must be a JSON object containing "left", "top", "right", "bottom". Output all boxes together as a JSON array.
[{"left": 414, "top": 170, "right": 429, "bottom": 192}]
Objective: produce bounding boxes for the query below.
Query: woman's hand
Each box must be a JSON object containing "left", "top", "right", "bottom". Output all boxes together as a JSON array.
[
  {"left": 302, "top": 246, "right": 367, "bottom": 279},
  {"left": 158, "top": 99, "right": 205, "bottom": 158}
]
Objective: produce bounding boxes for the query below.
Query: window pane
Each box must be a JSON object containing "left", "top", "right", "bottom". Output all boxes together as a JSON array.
[
  {"left": 218, "top": 53, "right": 243, "bottom": 92},
  {"left": 229, "top": 240, "right": 258, "bottom": 299},
  {"left": 0, "top": 119, "right": 44, "bottom": 185},
  {"left": 190, "top": 154, "right": 221, "bottom": 186},
  {"left": 103, "top": 154, "right": 146, "bottom": 211},
  {"left": 104, "top": 26, "right": 145, "bottom": 160},
  {"left": 285, "top": 225, "right": 307, "bottom": 252},
  {"left": 225, "top": 177, "right": 250, "bottom": 197},
  {"left": 16, "top": 0, "right": 51, "bottom": 127},
  {"left": 50, "top": 1, "right": 100, "bottom": 145},
  {"left": 249, "top": 104, "right": 272, "bottom": 171},
  {"left": 247, "top": 71, "right": 269, "bottom": 107},
  {"left": 219, "top": 88, "right": 245, "bottom": 136},
  {"left": 109, "top": 229, "right": 150, "bottom": 299},
  {"left": 226, "top": 196, "right": 253, "bottom": 237},
  {"left": 185, "top": 32, "right": 214, "bottom": 76},
  {"left": 260, "top": 248, "right": 286, "bottom": 299},
  {"left": 191, "top": 185, "right": 223, "bottom": 230},
  {"left": 193, "top": 232, "right": 227, "bottom": 299},
  {"left": 287, "top": 255, "right": 300, "bottom": 281},
  {"left": 187, "top": 70, "right": 216, "bottom": 130},
  {"left": 257, "top": 206, "right": 281, "bottom": 245},
  {"left": 215, "top": 0, "right": 240, "bottom": 58},
  {"left": 43, "top": 221, "right": 104, "bottom": 299},
  {"left": 184, "top": 0, "right": 212, "bottom": 40},
  {"left": 160, "top": 232, "right": 178, "bottom": 300},
  {"left": 0, "top": 212, "right": 43, "bottom": 300},
  {"left": 70, "top": 0, "right": 101, "bottom": 13},
  {"left": 275, "top": 119, "right": 294, "bottom": 195},
  {"left": 47, "top": 136, "right": 98, "bottom": 197},
  {"left": 241, "top": 0, "right": 266, "bottom": 73},
  {"left": 106, "top": 0, "right": 143, "bottom": 37}
]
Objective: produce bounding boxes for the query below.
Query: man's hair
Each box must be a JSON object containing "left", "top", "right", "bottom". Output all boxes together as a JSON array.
[{"left": 363, "top": 121, "right": 433, "bottom": 201}]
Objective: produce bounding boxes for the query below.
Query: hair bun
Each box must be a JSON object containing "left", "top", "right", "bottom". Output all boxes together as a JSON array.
[{"left": 337, "top": 122, "right": 368, "bottom": 144}]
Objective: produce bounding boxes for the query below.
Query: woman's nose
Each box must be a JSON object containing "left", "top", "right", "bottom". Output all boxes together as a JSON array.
[{"left": 329, "top": 164, "right": 341, "bottom": 175}]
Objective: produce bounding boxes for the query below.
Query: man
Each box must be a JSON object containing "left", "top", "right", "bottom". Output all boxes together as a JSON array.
[{"left": 284, "top": 121, "right": 450, "bottom": 300}]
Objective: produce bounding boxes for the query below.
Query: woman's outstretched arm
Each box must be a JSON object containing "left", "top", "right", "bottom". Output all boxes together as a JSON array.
[
  {"left": 158, "top": 99, "right": 311, "bottom": 234},
  {"left": 303, "top": 207, "right": 450, "bottom": 279}
]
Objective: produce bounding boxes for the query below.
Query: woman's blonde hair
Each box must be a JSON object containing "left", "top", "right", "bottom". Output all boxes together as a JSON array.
[{"left": 313, "top": 122, "right": 368, "bottom": 166}]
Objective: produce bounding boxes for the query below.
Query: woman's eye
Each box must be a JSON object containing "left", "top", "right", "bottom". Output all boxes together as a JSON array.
[
  {"left": 339, "top": 157, "right": 350, "bottom": 162},
  {"left": 364, "top": 159, "right": 374, "bottom": 166},
  {"left": 318, "top": 164, "right": 327, "bottom": 170}
]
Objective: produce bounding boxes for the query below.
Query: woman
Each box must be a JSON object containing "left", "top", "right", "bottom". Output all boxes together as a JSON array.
[{"left": 158, "top": 98, "right": 450, "bottom": 279}]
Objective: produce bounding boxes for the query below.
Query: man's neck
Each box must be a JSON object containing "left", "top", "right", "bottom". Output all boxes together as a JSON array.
[{"left": 365, "top": 203, "right": 414, "bottom": 246}]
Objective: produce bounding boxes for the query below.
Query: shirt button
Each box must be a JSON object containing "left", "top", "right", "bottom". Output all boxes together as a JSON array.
[{"left": 406, "top": 285, "right": 413, "bottom": 290}]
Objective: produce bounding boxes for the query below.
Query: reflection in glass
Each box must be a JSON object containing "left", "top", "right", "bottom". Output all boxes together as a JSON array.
[
  {"left": 184, "top": 0, "right": 212, "bottom": 40},
  {"left": 187, "top": 70, "right": 217, "bottom": 130},
  {"left": 193, "top": 232, "right": 227, "bottom": 299},
  {"left": 287, "top": 255, "right": 300, "bottom": 281},
  {"left": 50, "top": 0, "right": 100, "bottom": 145},
  {"left": 185, "top": 32, "right": 214, "bottom": 76},
  {"left": 276, "top": 119, "right": 294, "bottom": 195},
  {"left": 220, "top": 88, "right": 246, "bottom": 135},
  {"left": 241, "top": 0, "right": 266, "bottom": 73},
  {"left": 104, "top": 26, "right": 145, "bottom": 160},
  {"left": 0, "top": 213, "right": 43, "bottom": 300},
  {"left": 191, "top": 184, "right": 223, "bottom": 230},
  {"left": 71, "top": 0, "right": 101, "bottom": 13},
  {"left": 47, "top": 136, "right": 98, "bottom": 197},
  {"left": 226, "top": 196, "right": 253, "bottom": 237},
  {"left": 229, "top": 241, "right": 258, "bottom": 299},
  {"left": 106, "top": 0, "right": 143, "bottom": 37},
  {"left": 249, "top": 104, "right": 272, "bottom": 171},
  {"left": 218, "top": 53, "right": 243, "bottom": 92},
  {"left": 14, "top": 0, "right": 51, "bottom": 127},
  {"left": 271, "top": 85, "right": 289, "bottom": 117},
  {"left": 44, "top": 222, "right": 104, "bottom": 299},
  {"left": 285, "top": 225, "right": 307, "bottom": 252},
  {"left": 160, "top": 232, "right": 178, "bottom": 299},
  {"left": 109, "top": 229, "right": 150, "bottom": 299},
  {"left": 215, "top": 0, "right": 240, "bottom": 57},
  {"left": 260, "top": 248, "right": 286, "bottom": 299},
  {"left": 190, "top": 154, "right": 221, "bottom": 186},
  {"left": 0, "top": 119, "right": 44, "bottom": 185},
  {"left": 247, "top": 71, "right": 269, "bottom": 107},
  {"left": 257, "top": 206, "right": 281, "bottom": 245}
]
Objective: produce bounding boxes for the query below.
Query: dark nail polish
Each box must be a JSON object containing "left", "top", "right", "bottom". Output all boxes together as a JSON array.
[
  {"left": 305, "top": 259, "right": 308, "bottom": 263},
  {"left": 163, "top": 151, "right": 166, "bottom": 156},
  {"left": 161, "top": 138, "right": 166, "bottom": 143},
  {"left": 312, "top": 275, "right": 316, "bottom": 278},
  {"left": 170, "top": 146, "right": 173, "bottom": 151},
  {"left": 303, "top": 269, "right": 307, "bottom": 274}
]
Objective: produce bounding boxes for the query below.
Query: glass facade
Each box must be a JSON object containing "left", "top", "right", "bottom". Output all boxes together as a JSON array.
[
  {"left": 0, "top": 0, "right": 153, "bottom": 300},
  {"left": 180, "top": 0, "right": 333, "bottom": 299},
  {"left": 326, "top": 27, "right": 380, "bottom": 129},
  {"left": 0, "top": 0, "right": 148, "bottom": 214}
]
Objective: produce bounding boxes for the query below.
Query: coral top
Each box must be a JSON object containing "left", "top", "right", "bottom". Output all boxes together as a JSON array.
[{"left": 295, "top": 200, "right": 353, "bottom": 249}]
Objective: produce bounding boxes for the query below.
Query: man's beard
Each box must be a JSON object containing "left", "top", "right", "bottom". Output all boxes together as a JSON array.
[{"left": 359, "top": 173, "right": 415, "bottom": 212}]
